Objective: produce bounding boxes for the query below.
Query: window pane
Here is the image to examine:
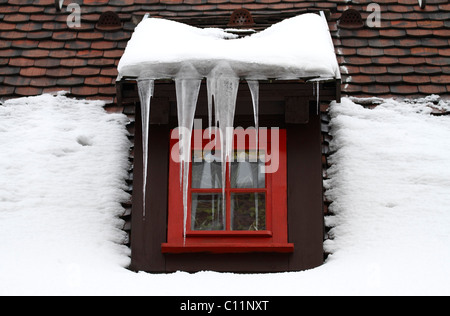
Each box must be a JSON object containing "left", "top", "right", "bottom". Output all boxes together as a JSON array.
[
  {"left": 191, "top": 193, "right": 225, "bottom": 231},
  {"left": 231, "top": 193, "right": 266, "bottom": 231},
  {"left": 231, "top": 150, "right": 265, "bottom": 188},
  {"left": 192, "top": 150, "right": 222, "bottom": 189}
]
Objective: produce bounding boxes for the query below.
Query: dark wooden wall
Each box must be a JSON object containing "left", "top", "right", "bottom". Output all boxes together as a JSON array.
[{"left": 118, "top": 79, "right": 338, "bottom": 272}]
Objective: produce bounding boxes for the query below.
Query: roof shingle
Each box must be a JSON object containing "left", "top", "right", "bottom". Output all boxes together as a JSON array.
[{"left": 0, "top": 0, "right": 448, "bottom": 101}]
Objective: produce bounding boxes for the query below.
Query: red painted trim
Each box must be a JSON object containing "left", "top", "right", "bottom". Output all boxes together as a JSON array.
[
  {"left": 164, "top": 128, "right": 289, "bottom": 253},
  {"left": 161, "top": 243, "right": 294, "bottom": 254},
  {"left": 186, "top": 230, "right": 273, "bottom": 237}
]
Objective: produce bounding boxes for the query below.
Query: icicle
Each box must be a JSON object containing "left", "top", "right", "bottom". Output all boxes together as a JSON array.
[
  {"left": 255, "top": 193, "right": 259, "bottom": 230},
  {"left": 207, "top": 77, "right": 215, "bottom": 139},
  {"left": 247, "top": 80, "right": 259, "bottom": 149},
  {"left": 175, "top": 64, "right": 202, "bottom": 243},
  {"left": 207, "top": 77, "right": 221, "bottom": 148},
  {"left": 137, "top": 79, "right": 154, "bottom": 219},
  {"left": 207, "top": 62, "right": 239, "bottom": 219},
  {"left": 316, "top": 81, "right": 320, "bottom": 115}
]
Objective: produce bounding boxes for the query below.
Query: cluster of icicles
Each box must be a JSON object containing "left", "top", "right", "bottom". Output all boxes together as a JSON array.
[{"left": 137, "top": 62, "right": 260, "bottom": 242}]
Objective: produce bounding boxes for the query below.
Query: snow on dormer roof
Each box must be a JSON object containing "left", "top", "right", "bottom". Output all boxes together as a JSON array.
[{"left": 118, "top": 13, "right": 340, "bottom": 82}]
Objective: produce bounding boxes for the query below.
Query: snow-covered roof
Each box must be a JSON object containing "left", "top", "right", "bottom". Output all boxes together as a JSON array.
[
  {"left": 118, "top": 13, "right": 340, "bottom": 81},
  {"left": 1, "top": 94, "right": 450, "bottom": 295}
]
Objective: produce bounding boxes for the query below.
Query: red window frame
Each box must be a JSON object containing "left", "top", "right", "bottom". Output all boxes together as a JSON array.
[{"left": 161, "top": 128, "right": 293, "bottom": 254}]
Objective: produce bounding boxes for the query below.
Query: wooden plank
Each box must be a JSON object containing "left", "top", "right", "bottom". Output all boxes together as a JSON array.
[
  {"left": 129, "top": 103, "right": 170, "bottom": 272},
  {"left": 165, "top": 253, "right": 290, "bottom": 273},
  {"left": 121, "top": 80, "right": 339, "bottom": 103},
  {"left": 150, "top": 97, "right": 170, "bottom": 125},
  {"left": 161, "top": 243, "right": 294, "bottom": 254},
  {"left": 285, "top": 96, "right": 309, "bottom": 124},
  {"left": 336, "top": 78, "right": 342, "bottom": 103},
  {"left": 286, "top": 103, "right": 324, "bottom": 271}
]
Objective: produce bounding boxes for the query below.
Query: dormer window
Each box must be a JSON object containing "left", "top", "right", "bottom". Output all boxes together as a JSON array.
[
  {"left": 96, "top": 11, "right": 123, "bottom": 31},
  {"left": 339, "top": 9, "right": 364, "bottom": 29},
  {"left": 162, "top": 128, "right": 293, "bottom": 254},
  {"left": 117, "top": 14, "right": 340, "bottom": 273},
  {"left": 228, "top": 9, "right": 255, "bottom": 28}
]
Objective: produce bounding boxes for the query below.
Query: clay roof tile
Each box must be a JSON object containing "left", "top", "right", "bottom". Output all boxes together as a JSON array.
[{"left": 0, "top": 0, "right": 448, "bottom": 100}]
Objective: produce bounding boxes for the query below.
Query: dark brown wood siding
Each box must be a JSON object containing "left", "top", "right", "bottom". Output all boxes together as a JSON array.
[{"left": 287, "top": 107, "right": 325, "bottom": 270}]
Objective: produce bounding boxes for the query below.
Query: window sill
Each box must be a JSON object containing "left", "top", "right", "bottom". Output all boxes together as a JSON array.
[
  {"left": 161, "top": 243, "right": 294, "bottom": 254},
  {"left": 186, "top": 230, "right": 273, "bottom": 237}
]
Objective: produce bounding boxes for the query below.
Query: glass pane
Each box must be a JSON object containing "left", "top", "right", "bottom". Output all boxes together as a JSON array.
[
  {"left": 231, "top": 193, "right": 266, "bottom": 231},
  {"left": 231, "top": 150, "right": 265, "bottom": 188},
  {"left": 192, "top": 150, "right": 222, "bottom": 189},
  {"left": 191, "top": 193, "right": 225, "bottom": 231}
]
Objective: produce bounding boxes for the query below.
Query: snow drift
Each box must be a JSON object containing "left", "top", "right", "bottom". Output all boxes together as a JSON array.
[
  {"left": 0, "top": 93, "right": 131, "bottom": 294},
  {"left": 0, "top": 94, "right": 449, "bottom": 295}
]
